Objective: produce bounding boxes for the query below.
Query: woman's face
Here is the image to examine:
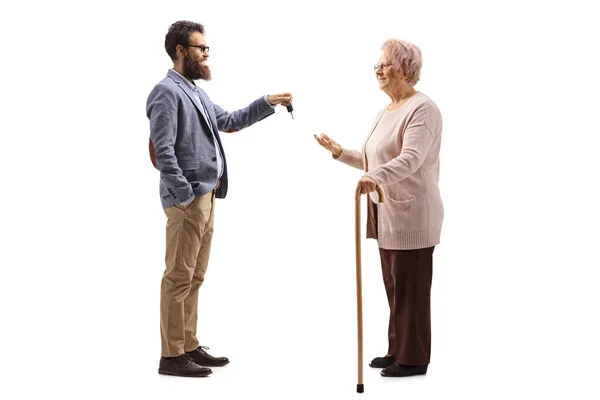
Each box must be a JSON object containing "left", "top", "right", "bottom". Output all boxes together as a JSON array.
[{"left": 375, "top": 53, "right": 401, "bottom": 93}]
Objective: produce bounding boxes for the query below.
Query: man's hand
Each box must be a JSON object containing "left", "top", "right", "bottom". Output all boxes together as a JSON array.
[
  {"left": 355, "top": 176, "right": 379, "bottom": 200},
  {"left": 179, "top": 195, "right": 195, "bottom": 209},
  {"left": 267, "top": 92, "right": 293, "bottom": 106}
]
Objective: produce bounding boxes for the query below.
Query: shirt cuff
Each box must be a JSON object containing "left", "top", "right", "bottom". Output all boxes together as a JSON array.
[
  {"left": 263, "top": 95, "right": 276, "bottom": 109},
  {"left": 180, "top": 195, "right": 195, "bottom": 207}
]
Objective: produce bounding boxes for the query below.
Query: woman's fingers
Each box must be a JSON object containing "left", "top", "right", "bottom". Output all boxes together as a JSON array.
[
  {"left": 314, "top": 135, "right": 325, "bottom": 147},
  {"left": 314, "top": 134, "right": 332, "bottom": 151}
]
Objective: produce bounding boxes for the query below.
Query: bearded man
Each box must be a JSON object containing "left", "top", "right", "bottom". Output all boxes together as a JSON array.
[{"left": 146, "top": 20, "right": 292, "bottom": 377}]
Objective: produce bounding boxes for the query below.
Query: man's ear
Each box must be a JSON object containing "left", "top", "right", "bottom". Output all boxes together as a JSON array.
[{"left": 175, "top": 44, "right": 185, "bottom": 60}]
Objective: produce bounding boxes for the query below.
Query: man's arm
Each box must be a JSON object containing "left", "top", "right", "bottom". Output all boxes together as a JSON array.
[
  {"left": 213, "top": 95, "right": 275, "bottom": 133},
  {"left": 213, "top": 92, "right": 292, "bottom": 132},
  {"left": 147, "top": 85, "right": 194, "bottom": 205}
]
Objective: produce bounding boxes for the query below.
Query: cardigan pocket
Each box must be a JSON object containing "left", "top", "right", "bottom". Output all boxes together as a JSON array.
[{"left": 381, "top": 196, "right": 416, "bottom": 232}]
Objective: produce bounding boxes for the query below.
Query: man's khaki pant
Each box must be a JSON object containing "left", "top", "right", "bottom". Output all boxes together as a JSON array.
[{"left": 160, "top": 191, "right": 215, "bottom": 357}]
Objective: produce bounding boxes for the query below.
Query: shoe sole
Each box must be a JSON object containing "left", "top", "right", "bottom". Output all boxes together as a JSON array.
[
  {"left": 369, "top": 363, "right": 394, "bottom": 368},
  {"left": 199, "top": 363, "right": 229, "bottom": 367},
  {"left": 158, "top": 369, "right": 212, "bottom": 377},
  {"left": 380, "top": 370, "right": 427, "bottom": 377},
  {"left": 188, "top": 360, "right": 230, "bottom": 367}
]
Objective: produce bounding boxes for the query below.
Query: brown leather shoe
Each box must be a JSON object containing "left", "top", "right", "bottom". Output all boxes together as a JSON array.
[
  {"left": 158, "top": 354, "right": 213, "bottom": 377},
  {"left": 186, "top": 346, "right": 229, "bottom": 367}
]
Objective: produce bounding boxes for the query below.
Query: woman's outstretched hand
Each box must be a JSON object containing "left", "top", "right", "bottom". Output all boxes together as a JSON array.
[{"left": 314, "top": 133, "right": 342, "bottom": 158}]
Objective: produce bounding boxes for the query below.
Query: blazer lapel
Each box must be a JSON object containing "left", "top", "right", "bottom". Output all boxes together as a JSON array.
[
  {"left": 195, "top": 88, "right": 220, "bottom": 134},
  {"left": 167, "top": 70, "right": 214, "bottom": 133},
  {"left": 182, "top": 85, "right": 215, "bottom": 133}
]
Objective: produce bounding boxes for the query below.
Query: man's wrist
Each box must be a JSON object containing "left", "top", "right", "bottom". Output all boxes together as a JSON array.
[
  {"left": 180, "top": 195, "right": 195, "bottom": 207},
  {"left": 264, "top": 95, "right": 275, "bottom": 108}
]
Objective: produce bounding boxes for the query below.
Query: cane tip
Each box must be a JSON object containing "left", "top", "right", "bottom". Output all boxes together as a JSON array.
[{"left": 357, "top": 384, "right": 364, "bottom": 393}]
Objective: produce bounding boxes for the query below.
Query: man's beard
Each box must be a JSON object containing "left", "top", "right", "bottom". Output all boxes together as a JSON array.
[{"left": 183, "top": 54, "right": 212, "bottom": 81}]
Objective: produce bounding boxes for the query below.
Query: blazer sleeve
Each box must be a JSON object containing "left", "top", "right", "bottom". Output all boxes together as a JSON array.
[
  {"left": 146, "top": 85, "right": 194, "bottom": 204},
  {"left": 213, "top": 96, "right": 275, "bottom": 132}
]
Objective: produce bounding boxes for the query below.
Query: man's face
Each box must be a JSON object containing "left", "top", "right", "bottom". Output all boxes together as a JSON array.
[{"left": 181, "top": 31, "right": 211, "bottom": 81}]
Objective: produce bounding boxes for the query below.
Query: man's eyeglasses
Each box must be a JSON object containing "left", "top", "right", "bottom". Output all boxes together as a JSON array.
[
  {"left": 185, "top": 44, "right": 210, "bottom": 53},
  {"left": 374, "top": 63, "right": 392, "bottom": 72}
]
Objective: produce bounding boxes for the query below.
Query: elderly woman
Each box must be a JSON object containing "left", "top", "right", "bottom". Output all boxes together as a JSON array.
[{"left": 314, "top": 39, "right": 443, "bottom": 377}]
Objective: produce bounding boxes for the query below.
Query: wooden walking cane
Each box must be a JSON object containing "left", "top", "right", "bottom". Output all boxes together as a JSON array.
[{"left": 355, "top": 186, "right": 384, "bottom": 393}]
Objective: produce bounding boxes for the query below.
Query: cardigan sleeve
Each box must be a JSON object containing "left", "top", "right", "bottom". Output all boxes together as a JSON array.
[
  {"left": 364, "top": 104, "right": 437, "bottom": 185},
  {"left": 334, "top": 148, "right": 364, "bottom": 169},
  {"left": 333, "top": 106, "right": 388, "bottom": 170}
]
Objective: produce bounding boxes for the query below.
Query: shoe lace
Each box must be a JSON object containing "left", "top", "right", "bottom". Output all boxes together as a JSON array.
[{"left": 182, "top": 353, "right": 203, "bottom": 366}]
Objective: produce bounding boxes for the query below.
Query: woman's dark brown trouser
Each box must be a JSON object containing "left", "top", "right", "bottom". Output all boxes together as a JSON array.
[{"left": 367, "top": 199, "right": 434, "bottom": 366}]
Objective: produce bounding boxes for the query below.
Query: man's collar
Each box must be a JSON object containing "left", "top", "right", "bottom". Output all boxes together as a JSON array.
[{"left": 168, "top": 68, "right": 196, "bottom": 90}]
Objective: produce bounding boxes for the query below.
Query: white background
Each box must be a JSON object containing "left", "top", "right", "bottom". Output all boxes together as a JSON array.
[{"left": 1, "top": 0, "right": 599, "bottom": 399}]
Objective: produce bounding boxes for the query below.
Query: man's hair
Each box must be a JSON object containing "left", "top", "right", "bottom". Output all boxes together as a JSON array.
[{"left": 165, "top": 20, "right": 205, "bottom": 61}]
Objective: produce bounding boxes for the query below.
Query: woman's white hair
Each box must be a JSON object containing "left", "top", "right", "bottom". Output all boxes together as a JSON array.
[{"left": 382, "top": 39, "right": 423, "bottom": 86}]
